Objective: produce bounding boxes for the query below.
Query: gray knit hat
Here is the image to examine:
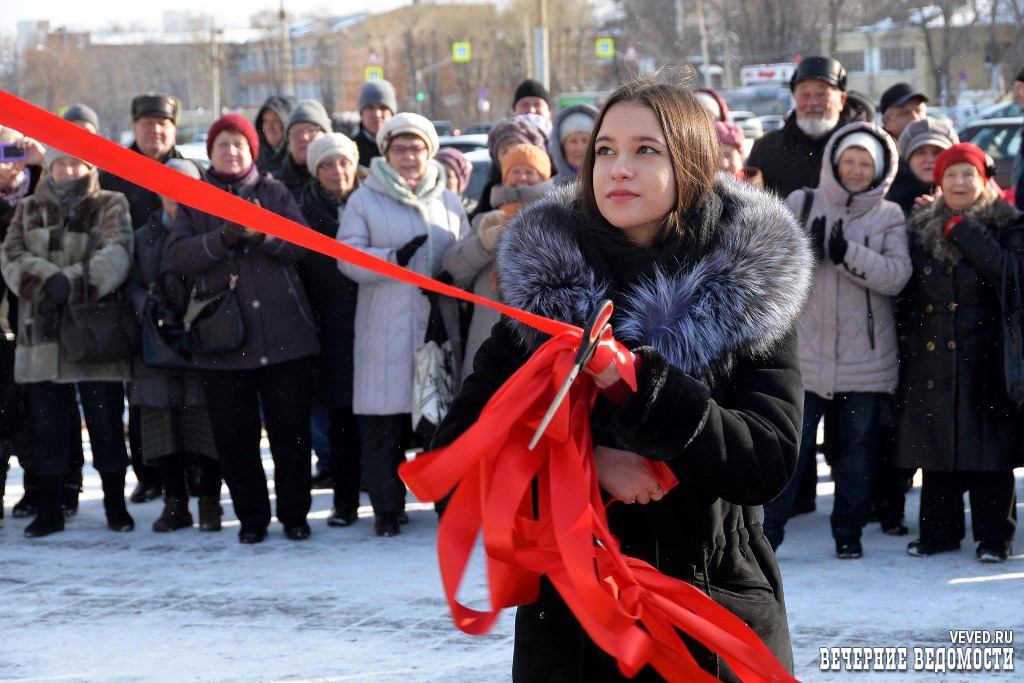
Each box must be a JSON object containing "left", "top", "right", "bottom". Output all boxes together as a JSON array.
[
  {"left": 62, "top": 103, "right": 99, "bottom": 130},
  {"left": 165, "top": 157, "right": 203, "bottom": 180},
  {"left": 286, "top": 99, "right": 332, "bottom": 135},
  {"left": 896, "top": 118, "right": 959, "bottom": 161},
  {"left": 44, "top": 146, "right": 92, "bottom": 171},
  {"left": 306, "top": 133, "right": 360, "bottom": 175},
  {"left": 358, "top": 80, "right": 398, "bottom": 115}
]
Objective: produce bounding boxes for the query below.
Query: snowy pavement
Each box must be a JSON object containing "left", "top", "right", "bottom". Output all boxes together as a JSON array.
[{"left": 1, "top": 445, "right": 1021, "bottom": 682}]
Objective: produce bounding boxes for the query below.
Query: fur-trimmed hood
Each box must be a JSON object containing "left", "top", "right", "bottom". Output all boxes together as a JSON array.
[
  {"left": 496, "top": 172, "right": 813, "bottom": 382},
  {"left": 908, "top": 185, "right": 1020, "bottom": 264}
]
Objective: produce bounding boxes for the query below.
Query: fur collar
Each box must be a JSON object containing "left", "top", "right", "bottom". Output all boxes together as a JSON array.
[
  {"left": 908, "top": 186, "right": 1020, "bottom": 264},
  {"left": 496, "top": 173, "right": 813, "bottom": 382}
]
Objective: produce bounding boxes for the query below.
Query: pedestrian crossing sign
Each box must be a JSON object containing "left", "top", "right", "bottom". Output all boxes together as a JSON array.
[
  {"left": 365, "top": 66, "right": 384, "bottom": 82},
  {"left": 453, "top": 42, "right": 472, "bottom": 63},
  {"left": 596, "top": 38, "right": 615, "bottom": 59}
]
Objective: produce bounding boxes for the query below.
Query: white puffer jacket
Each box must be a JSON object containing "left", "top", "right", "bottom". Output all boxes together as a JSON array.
[{"left": 788, "top": 121, "right": 912, "bottom": 397}]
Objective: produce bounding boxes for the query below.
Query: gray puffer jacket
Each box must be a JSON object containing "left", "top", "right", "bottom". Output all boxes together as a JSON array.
[{"left": 787, "top": 122, "right": 911, "bottom": 398}]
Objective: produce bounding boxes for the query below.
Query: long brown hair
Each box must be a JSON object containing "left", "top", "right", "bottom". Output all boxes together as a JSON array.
[{"left": 578, "top": 75, "right": 718, "bottom": 243}]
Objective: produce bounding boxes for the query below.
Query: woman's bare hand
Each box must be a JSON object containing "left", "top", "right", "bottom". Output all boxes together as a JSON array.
[{"left": 594, "top": 445, "right": 666, "bottom": 504}]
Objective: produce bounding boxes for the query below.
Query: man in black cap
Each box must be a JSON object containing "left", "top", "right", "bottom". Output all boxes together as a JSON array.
[
  {"left": 747, "top": 56, "right": 850, "bottom": 196},
  {"left": 1013, "top": 68, "right": 1024, "bottom": 210},
  {"left": 512, "top": 78, "right": 552, "bottom": 119},
  {"left": 880, "top": 82, "right": 928, "bottom": 140},
  {"left": 99, "top": 92, "right": 185, "bottom": 505},
  {"left": 101, "top": 93, "right": 184, "bottom": 229}
]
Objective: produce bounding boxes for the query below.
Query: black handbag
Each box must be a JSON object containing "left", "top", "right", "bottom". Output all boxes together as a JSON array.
[
  {"left": 141, "top": 288, "right": 191, "bottom": 369},
  {"left": 182, "top": 270, "right": 246, "bottom": 355},
  {"left": 1000, "top": 254, "right": 1024, "bottom": 406},
  {"left": 59, "top": 233, "right": 139, "bottom": 364}
]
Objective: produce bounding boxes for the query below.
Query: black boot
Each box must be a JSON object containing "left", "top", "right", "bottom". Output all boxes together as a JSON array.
[
  {"left": 0, "top": 464, "right": 6, "bottom": 529},
  {"left": 61, "top": 481, "right": 82, "bottom": 519},
  {"left": 24, "top": 475, "right": 65, "bottom": 538},
  {"left": 12, "top": 468, "right": 37, "bottom": 518},
  {"left": 100, "top": 472, "right": 135, "bottom": 532}
]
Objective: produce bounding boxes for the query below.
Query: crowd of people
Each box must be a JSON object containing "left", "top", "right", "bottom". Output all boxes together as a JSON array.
[{"left": 1, "top": 59, "right": 1022, "bottom": 681}]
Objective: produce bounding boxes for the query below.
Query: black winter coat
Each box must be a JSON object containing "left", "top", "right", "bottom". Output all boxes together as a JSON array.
[
  {"left": 272, "top": 154, "right": 312, "bottom": 202},
  {"left": 895, "top": 190, "right": 1024, "bottom": 472},
  {"left": 746, "top": 114, "right": 846, "bottom": 196},
  {"left": 99, "top": 144, "right": 184, "bottom": 228},
  {"left": 296, "top": 179, "right": 358, "bottom": 408},
  {"left": 432, "top": 176, "right": 813, "bottom": 682},
  {"left": 885, "top": 160, "right": 933, "bottom": 217}
]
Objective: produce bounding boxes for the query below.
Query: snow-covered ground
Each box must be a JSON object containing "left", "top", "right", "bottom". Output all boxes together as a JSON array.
[{"left": 2, "top": 443, "right": 1021, "bottom": 682}]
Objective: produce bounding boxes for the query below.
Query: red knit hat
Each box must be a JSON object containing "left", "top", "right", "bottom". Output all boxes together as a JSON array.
[
  {"left": 933, "top": 142, "right": 987, "bottom": 185},
  {"left": 206, "top": 113, "right": 260, "bottom": 161}
]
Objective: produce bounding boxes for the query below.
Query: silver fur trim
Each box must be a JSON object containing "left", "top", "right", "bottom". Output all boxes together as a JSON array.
[{"left": 497, "top": 174, "right": 813, "bottom": 381}]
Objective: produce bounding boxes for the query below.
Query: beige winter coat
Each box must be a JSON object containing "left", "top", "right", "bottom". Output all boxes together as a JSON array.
[{"left": 788, "top": 122, "right": 911, "bottom": 397}]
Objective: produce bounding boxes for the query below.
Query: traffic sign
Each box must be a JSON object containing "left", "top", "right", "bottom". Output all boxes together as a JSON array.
[
  {"left": 365, "top": 66, "right": 383, "bottom": 82},
  {"left": 596, "top": 37, "right": 614, "bottom": 59},
  {"left": 453, "top": 42, "right": 472, "bottom": 63}
]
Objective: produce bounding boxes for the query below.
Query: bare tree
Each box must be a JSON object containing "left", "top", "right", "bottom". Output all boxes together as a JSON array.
[{"left": 898, "top": 0, "right": 984, "bottom": 103}]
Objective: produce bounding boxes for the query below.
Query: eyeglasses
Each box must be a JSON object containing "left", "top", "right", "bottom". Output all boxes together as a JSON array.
[
  {"left": 389, "top": 143, "right": 428, "bottom": 156},
  {"left": 289, "top": 125, "right": 323, "bottom": 140}
]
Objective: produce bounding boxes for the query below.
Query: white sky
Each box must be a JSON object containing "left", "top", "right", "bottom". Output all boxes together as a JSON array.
[{"left": 1, "top": 0, "right": 417, "bottom": 34}]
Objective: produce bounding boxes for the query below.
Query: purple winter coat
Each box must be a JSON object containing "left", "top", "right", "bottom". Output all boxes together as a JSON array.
[{"left": 165, "top": 166, "right": 319, "bottom": 370}]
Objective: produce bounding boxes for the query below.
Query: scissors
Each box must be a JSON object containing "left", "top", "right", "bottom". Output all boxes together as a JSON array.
[{"left": 528, "top": 299, "right": 615, "bottom": 451}]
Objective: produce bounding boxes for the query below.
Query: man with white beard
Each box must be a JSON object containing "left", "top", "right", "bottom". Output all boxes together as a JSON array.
[{"left": 748, "top": 56, "right": 850, "bottom": 197}]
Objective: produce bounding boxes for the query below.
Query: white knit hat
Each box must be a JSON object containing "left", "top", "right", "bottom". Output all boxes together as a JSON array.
[
  {"left": 306, "top": 133, "right": 360, "bottom": 175},
  {"left": 558, "top": 112, "right": 595, "bottom": 143},
  {"left": 376, "top": 113, "right": 439, "bottom": 158},
  {"left": 833, "top": 131, "right": 884, "bottom": 182}
]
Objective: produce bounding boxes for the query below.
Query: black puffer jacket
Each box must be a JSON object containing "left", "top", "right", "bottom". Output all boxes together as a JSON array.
[
  {"left": 254, "top": 95, "right": 296, "bottom": 176},
  {"left": 746, "top": 114, "right": 847, "bottom": 196},
  {"left": 432, "top": 175, "right": 813, "bottom": 681},
  {"left": 894, "top": 188, "right": 1024, "bottom": 472}
]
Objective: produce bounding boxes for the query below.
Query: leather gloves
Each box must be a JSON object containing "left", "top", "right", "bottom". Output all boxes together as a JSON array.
[
  {"left": 396, "top": 234, "right": 428, "bottom": 267},
  {"left": 828, "top": 219, "right": 848, "bottom": 265},
  {"left": 221, "top": 221, "right": 248, "bottom": 247},
  {"left": 808, "top": 216, "right": 826, "bottom": 262},
  {"left": 38, "top": 273, "right": 70, "bottom": 315}
]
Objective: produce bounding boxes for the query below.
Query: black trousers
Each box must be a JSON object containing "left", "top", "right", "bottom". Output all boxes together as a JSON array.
[
  {"left": 362, "top": 414, "right": 412, "bottom": 518},
  {"left": 327, "top": 406, "right": 362, "bottom": 515},
  {"left": 24, "top": 382, "right": 128, "bottom": 476},
  {"left": 201, "top": 357, "right": 313, "bottom": 531},
  {"left": 919, "top": 469, "right": 1017, "bottom": 551}
]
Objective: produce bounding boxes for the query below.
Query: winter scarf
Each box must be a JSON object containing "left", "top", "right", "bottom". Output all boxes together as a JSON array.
[
  {"left": 368, "top": 156, "right": 447, "bottom": 231},
  {"left": 46, "top": 173, "right": 93, "bottom": 210},
  {"left": 908, "top": 185, "right": 1020, "bottom": 265},
  {"left": 490, "top": 179, "right": 554, "bottom": 221}
]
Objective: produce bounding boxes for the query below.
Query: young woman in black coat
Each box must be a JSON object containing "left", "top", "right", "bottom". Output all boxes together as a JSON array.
[{"left": 431, "top": 77, "right": 813, "bottom": 682}]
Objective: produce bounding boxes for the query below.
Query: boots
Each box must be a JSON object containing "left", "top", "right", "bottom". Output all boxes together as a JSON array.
[
  {"left": 100, "top": 472, "right": 135, "bottom": 532},
  {"left": 198, "top": 496, "right": 223, "bottom": 532},
  {"left": 24, "top": 475, "right": 65, "bottom": 538},
  {"left": 62, "top": 481, "right": 82, "bottom": 519},
  {"left": 0, "top": 465, "right": 5, "bottom": 529},
  {"left": 152, "top": 496, "right": 193, "bottom": 532},
  {"left": 12, "top": 468, "right": 37, "bottom": 518}
]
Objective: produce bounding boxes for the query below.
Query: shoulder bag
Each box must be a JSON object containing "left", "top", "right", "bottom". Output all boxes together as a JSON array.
[
  {"left": 59, "top": 232, "right": 139, "bottom": 364},
  {"left": 182, "top": 264, "right": 246, "bottom": 356}
]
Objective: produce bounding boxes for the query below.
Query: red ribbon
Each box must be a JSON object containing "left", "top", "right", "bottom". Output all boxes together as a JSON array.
[
  {"left": 2, "top": 90, "right": 794, "bottom": 681},
  {"left": 0, "top": 89, "right": 570, "bottom": 340},
  {"left": 400, "top": 330, "right": 796, "bottom": 683}
]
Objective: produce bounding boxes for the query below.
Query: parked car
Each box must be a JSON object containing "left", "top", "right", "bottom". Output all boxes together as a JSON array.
[
  {"left": 463, "top": 121, "right": 500, "bottom": 135},
  {"left": 957, "top": 117, "right": 1022, "bottom": 189},
  {"left": 462, "top": 148, "right": 492, "bottom": 206},
  {"left": 431, "top": 120, "right": 457, "bottom": 136},
  {"left": 730, "top": 110, "right": 764, "bottom": 141},
  {"left": 962, "top": 99, "right": 1022, "bottom": 127},
  {"left": 437, "top": 134, "right": 489, "bottom": 154},
  {"left": 758, "top": 114, "right": 786, "bottom": 133}
]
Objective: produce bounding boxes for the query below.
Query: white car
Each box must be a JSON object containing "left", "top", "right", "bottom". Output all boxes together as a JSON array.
[{"left": 730, "top": 111, "right": 764, "bottom": 141}]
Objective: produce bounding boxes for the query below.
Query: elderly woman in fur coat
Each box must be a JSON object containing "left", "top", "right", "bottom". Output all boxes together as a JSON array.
[
  {"left": 0, "top": 147, "right": 135, "bottom": 538},
  {"left": 896, "top": 143, "right": 1024, "bottom": 563},
  {"left": 432, "top": 78, "right": 812, "bottom": 682}
]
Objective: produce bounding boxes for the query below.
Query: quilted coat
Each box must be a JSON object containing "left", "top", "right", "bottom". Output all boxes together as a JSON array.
[
  {"left": 336, "top": 173, "right": 469, "bottom": 416},
  {"left": 787, "top": 122, "right": 912, "bottom": 398},
  {"left": 0, "top": 169, "right": 133, "bottom": 384}
]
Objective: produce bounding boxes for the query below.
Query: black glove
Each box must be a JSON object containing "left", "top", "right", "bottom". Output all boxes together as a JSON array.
[
  {"left": 42, "top": 273, "right": 71, "bottom": 304},
  {"left": 808, "top": 216, "right": 826, "bottom": 261},
  {"left": 221, "top": 221, "right": 247, "bottom": 247},
  {"left": 396, "top": 234, "right": 428, "bottom": 267},
  {"left": 828, "top": 218, "right": 848, "bottom": 265}
]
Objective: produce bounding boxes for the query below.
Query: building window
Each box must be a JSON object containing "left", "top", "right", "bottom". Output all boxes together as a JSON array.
[
  {"left": 880, "top": 47, "right": 914, "bottom": 71},
  {"left": 836, "top": 51, "right": 865, "bottom": 73}
]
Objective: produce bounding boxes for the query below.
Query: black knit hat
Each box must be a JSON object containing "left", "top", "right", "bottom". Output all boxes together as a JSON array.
[{"left": 513, "top": 79, "right": 551, "bottom": 109}]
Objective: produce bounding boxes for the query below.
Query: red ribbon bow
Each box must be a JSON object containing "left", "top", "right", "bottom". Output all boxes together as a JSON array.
[{"left": 400, "top": 330, "right": 796, "bottom": 683}]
